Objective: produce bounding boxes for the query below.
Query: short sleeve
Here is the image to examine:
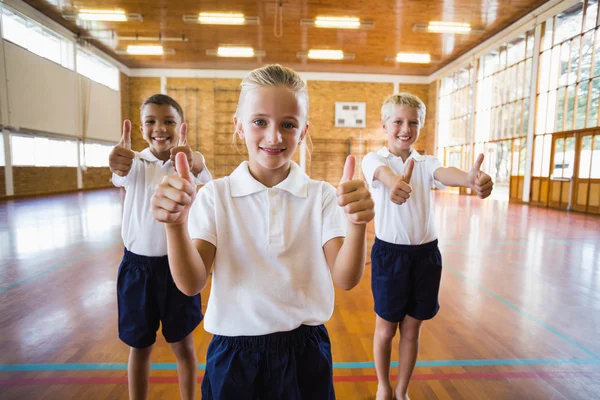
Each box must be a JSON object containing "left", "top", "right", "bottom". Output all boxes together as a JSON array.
[
  {"left": 112, "top": 153, "right": 139, "bottom": 188},
  {"left": 188, "top": 181, "right": 218, "bottom": 246},
  {"left": 426, "top": 156, "right": 447, "bottom": 190},
  {"left": 361, "top": 152, "right": 388, "bottom": 188},
  {"left": 193, "top": 161, "right": 213, "bottom": 185},
  {"left": 321, "top": 183, "right": 347, "bottom": 246}
]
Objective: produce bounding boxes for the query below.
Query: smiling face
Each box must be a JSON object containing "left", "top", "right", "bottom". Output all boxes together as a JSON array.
[
  {"left": 140, "top": 103, "right": 182, "bottom": 160},
  {"left": 234, "top": 85, "right": 308, "bottom": 183},
  {"left": 382, "top": 105, "right": 422, "bottom": 159}
]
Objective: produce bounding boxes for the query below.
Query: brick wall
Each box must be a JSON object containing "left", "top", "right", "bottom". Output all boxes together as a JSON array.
[
  {"left": 83, "top": 167, "right": 113, "bottom": 190},
  {"left": 129, "top": 78, "right": 161, "bottom": 152},
  {"left": 13, "top": 167, "right": 78, "bottom": 196},
  {"left": 124, "top": 78, "right": 438, "bottom": 185},
  {"left": 307, "top": 81, "right": 394, "bottom": 185},
  {"left": 398, "top": 83, "right": 435, "bottom": 156},
  {"left": 1, "top": 76, "right": 437, "bottom": 199}
]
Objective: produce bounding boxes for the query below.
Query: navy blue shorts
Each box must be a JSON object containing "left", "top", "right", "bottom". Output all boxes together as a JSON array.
[
  {"left": 201, "top": 325, "right": 335, "bottom": 400},
  {"left": 371, "top": 238, "right": 442, "bottom": 323},
  {"left": 117, "top": 248, "right": 203, "bottom": 348}
]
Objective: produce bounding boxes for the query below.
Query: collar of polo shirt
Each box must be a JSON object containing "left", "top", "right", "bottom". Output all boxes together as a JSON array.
[{"left": 229, "top": 161, "right": 309, "bottom": 198}]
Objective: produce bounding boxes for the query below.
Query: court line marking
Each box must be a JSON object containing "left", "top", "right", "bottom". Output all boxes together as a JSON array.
[
  {"left": 2, "top": 371, "right": 600, "bottom": 386},
  {"left": 0, "top": 241, "right": 122, "bottom": 294},
  {"left": 445, "top": 265, "right": 599, "bottom": 360},
  {"left": 2, "top": 358, "right": 599, "bottom": 372}
]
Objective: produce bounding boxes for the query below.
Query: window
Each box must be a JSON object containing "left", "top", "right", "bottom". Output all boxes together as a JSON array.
[
  {"left": 537, "top": 1, "right": 600, "bottom": 134},
  {"left": 1, "top": 6, "right": 74, "bottom": 69},
  {"left": 83, "top": 142, "right": 113, "bottom": 167},
  {"left": 11, "top": 135, "right": 78, "bottom": 167},
  {"left": 77, "top": 49, "right": 119, "bottom": 90},
  {"left": 0, "top": 132, "right": 5, "bottom": 166},
  {"left": 476, "top": 30, "right": 535, "bottom": 143}
]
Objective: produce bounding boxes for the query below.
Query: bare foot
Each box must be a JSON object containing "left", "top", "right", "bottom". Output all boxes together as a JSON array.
[
  {"left": 394, "top": 388, "right": 410, "bottom": 400},
  {"left": 376, "top": 383, "right": 394, "bottom": 400}
]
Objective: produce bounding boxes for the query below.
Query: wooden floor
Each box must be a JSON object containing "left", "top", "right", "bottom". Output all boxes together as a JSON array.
[{"left": 1, "top": 189, "right": 599, "bottom": 399}]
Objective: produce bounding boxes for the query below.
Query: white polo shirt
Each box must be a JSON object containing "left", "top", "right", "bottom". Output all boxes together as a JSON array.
[
  {"left": 113, "top": 148, "right": 212, "bottom": 257},
  {"left": 188, "top": 161, "right": 347, "bottom": 336},
  {"left": 362, "top": 147, "right": 446, "bottom": 245}
]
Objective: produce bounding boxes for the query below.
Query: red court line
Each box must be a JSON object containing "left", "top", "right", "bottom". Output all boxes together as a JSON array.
[{"left": 2, "top": 371, "right": 600, "bottom": 386}]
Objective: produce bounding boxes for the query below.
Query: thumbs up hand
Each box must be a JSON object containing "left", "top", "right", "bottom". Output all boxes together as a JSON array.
[
  {"left": 109, "top": 120, "right": 135, "bottom": 177},
  {"left": 467, "top": 153, "right": 494, "bottom": 199},
  {"left": 337, "top": 155, "right": 375, "bottom": 225},
  {"left": 389, "top": 159, "right": 414, "bottom": 205},
  {"left": 169, "top": 123, "right": 194, "bottom": 170},
  {"left": 152, "top": 152, "right": 197, "bottom": 225}
]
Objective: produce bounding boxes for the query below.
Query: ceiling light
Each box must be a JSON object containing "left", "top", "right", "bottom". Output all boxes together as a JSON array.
[
  {"left": 301, "top": 16, "right": 374, "bottom": 29},
  {"left": 80, "top": 9, "right": 127, "bottom": 22},
  {"left": 308, "top": 49, "right": 344, "bottom": 60},
  {"left": 297, "top": 50, "right": 355, "bottom": 60},
  {"left": 199, "top": 12, "right": 244, "bottom": 25},
  {"left": 315, "top": 16, "right": 359, "bottom": 29},
  {"left": 62, "top": 9, "right": 142, "bottom": 22},
  {"left": 205, "top": 46, "right": 264, "bottom": 58},
  {"left": 126, "top": 45, "right": 165, "bottom": 55},
  {"left": 395, "top": 53, "right": 431, "bottom": 63},
  {"left": 183, "top": 13, "right": 259, "bottom": 25},
  {"left": 427, "top": 21, "right": 472, "bottom": 33}
]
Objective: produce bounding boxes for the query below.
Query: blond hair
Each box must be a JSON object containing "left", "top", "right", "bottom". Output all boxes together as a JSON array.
[
  {"left": 381, "top": 93, "right": 426, "bottom": 127},
  {"left": 233, "top": 64, "right": 312, "bottom": 156},
  {"left": 235, "top": 64, "right": 309, "bottom": 119}
]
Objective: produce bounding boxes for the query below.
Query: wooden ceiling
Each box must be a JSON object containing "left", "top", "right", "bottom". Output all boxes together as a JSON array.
[{"left": 22, "top": 0, "right": 550, "bottom": 75}]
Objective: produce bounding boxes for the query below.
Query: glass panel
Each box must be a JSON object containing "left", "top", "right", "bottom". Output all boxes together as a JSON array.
[
  {"left": 543, "top": 18, "right": 555, "bottom": 51},
  {"left": 539, "top": 51, "right": 551, "bottom": 93},
  {"left": 526, "top": 29, "right": 535, "bottom": 58},
  {"left": 496, "top": 107, "right": 503, "bottom": 140},
  {"left": 559, "top": 41, "right": 571, "bottom": 87},
  {"left": 1, "top": 9, "right": 28, "bottom": 48},
  {"left": 569, "top": 36, "right": 581, "bottom": 84},
  {"left": 576, "top": 81, "right": 589, "bottom": 129},
  {"left": 536, "top": 93, "right": 548, "bottom": 134},
  {"left": 542, "top": 134, "right": 553, "bottom": 177},
  {"left": 580, "top": 30, "right": 594, "bottom": 81},
  {"left": 579, "top": 135, "right": 593, "bottom": 179},
  {"left": 566, "top": 84, "right": 577, "bottom": 130},
  {"left": 522, "top": 97, "right": 530, "bottom": 136},
  {"left": 569, "top": 37, "right": 581, "bottom": 84},
  {"left": 505, "top": 102, "right": 513, "bottom": 138},
  {"left": 565, "top": 137, "right": 576, "bottom": 179},
  {"left": 514, "top": 99, "right": 523, "bottom": 136},
  {"left": 554, "top": 3, "right": 584, "bottom": 45},
  {"left": 584, "top": 0, "right": 599, "bottom": 32},
  {"left": 592, "top": 136, "right": 600, "bottom": 178},
  {"left": 588, "top": 77, "right": 600, "bottom": 127},
  {"left": 534, "top": 135, "right": 544, "bottom": 176},
  {"left": 549, "top": 47, "right": 561, "bottom": 90},
  {"left": 552, "top": 138, "right": 566, "bottom": 178},
  {"left": 512, "top": 139, "right": 521, "bottom": 174},
  {"left": 556, "top": 86, "right": 566, "bottom": 132},
  {"left": 84, "top": 143, "right": 112, "bottom": 167},
  {"left": 519, "top": 138, "right": 527, "bottom": 176},
  {"left": 525, "top": 58, "right": 533, "bottom": 97},
  {"left": 595, "top": 29, "right": 600, "bottom": 77},
  {"left": 547, "top": 89, "right": 558, "bottom": 133},
  {"left": 11, "top": 135, "right": 35, "bottom": 165},
  {"left": 516, "top": 62, "right": 524, "bottom": 99},
  {"left": 0, "top": 132, "right": 4, "bottom": 166}
]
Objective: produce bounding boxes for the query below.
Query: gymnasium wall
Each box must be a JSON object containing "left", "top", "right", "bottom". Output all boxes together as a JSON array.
[
  {"left": 124, "top": 77, "right": 435, "bottom": 186},
  {"left": 13, "top": 167, "right": 77, "bottom": 196},
  {"left": 0, "top": 70, "right": 435, "bottom": 199},
  {"left": 0, "top": 39, "right": 123, "bottom": 199}
]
